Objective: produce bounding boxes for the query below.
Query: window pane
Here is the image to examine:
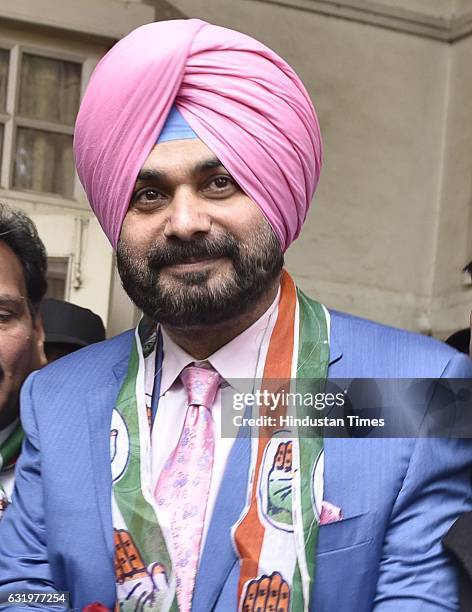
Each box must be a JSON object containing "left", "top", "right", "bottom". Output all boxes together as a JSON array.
[
  {"left": 13, "top": 127, "right": 74, "bottom": 197},
  {"left": 18, "top": 53, "right": 81, "bottom": 125},
  {"left": 45, "top": 257, "right": 69, "bottom": 300},
  {"left": 0, "top": 49, "right": 8, "bottom": 113}
]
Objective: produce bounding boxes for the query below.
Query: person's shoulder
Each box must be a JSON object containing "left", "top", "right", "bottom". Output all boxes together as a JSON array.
[
  {"left": 328, "top": 309, "right": 471, "bottom": 377},
  {"left": 34, "top": 328, "right": 134, "bottom": 386},
  {"left": 329, "top": 308, "right": 450, "bottom": 350}
]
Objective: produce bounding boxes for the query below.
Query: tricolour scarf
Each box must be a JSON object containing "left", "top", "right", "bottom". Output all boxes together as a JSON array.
[
  {"left": 110, "top": 271, "right": 329, "bottom": 611},
  {"left": 0, "top": 420, "right": 23, "bottom": 518}
]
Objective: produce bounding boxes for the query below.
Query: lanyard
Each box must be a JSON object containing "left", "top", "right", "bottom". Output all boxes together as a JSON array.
[{"left": 150, "top": 327, "right": 163, "bottom": 426}]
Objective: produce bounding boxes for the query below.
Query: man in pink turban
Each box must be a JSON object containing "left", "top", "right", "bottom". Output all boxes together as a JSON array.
[
  {"left": 74, "top": 19, "right": 322, "bottom": 252},
  {"left": 1, "top": 19, "right": 471, "bottom": 612}
]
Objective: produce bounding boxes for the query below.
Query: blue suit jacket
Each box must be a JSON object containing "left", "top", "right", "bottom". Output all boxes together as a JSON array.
[{"left": 0, "top": 311, "right": 471, "bottom": 611}]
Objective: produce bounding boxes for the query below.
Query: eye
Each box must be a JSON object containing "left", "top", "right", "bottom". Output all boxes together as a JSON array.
[
  {"left": 212, "top": 176, "right": 231, "bottom": 189},
  {"left": 132, "top": 188, "right": 167, "bottom": 209},
  {"left": 204, "top": 175, "right": 239, "bottom": 197},
  {"left": 0, "top": 311, "right": 13, "bottom": 323},
  {"left": 135, "top": 188, "right": 164, "bottom": 201}
]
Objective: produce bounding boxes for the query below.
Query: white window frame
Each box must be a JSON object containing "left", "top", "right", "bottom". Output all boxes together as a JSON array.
[
  {"left": 0, "top": 34, "right": 98, "bottom": 208},
  {"left": 46, "top": 254, "right": 74, "bottom": 301}
]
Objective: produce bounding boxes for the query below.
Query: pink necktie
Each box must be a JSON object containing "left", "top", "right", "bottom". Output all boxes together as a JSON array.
[{"left": 154, "top": 364, "right": 221, "bottom": 612}]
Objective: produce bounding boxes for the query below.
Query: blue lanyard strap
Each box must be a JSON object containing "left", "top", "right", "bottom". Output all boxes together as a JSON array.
[{"left": 150, "top": 327, "right": 163, "bottom": 426}]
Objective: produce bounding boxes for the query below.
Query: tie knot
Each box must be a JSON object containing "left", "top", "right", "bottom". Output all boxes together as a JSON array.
[{"left": 180, "top": 365, "right": 221, "bottom": 409}]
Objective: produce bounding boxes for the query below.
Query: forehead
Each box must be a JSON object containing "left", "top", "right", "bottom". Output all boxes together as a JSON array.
[
  {"left": 0, "top": 240, "right": 27, "bottom": 297},
  {"left": 139, "top": 138, "right": 221, "bottom": 175}
]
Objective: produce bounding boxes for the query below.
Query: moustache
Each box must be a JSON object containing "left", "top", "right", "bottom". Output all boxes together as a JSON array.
[{"left": 147, "top": 234, "right": 240, "bottom": 270}]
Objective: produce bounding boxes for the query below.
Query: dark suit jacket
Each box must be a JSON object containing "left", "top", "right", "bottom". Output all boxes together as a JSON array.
[{"left": 444, "top": 513, "right": 472, "bottom": 612}]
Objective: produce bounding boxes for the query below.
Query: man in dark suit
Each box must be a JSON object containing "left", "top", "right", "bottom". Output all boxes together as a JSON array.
[
  {"left": 443, "top": 304, "right": 472, "bottom": 612},
  {"left": 445, "top": 262, "right": 472, "bottom": 354}
]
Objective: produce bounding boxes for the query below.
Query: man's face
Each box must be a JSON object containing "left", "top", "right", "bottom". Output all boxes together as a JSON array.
[
  {"left": 117, "top": 139, "right": 283, "bottom": 327},
  {"left": 0, "top": 241, "right": 45, "bottom": 429}
]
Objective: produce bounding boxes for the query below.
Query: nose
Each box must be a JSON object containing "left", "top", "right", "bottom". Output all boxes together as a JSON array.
[{"left": 163, "top": 188, "right": 211, "bottom": 241}]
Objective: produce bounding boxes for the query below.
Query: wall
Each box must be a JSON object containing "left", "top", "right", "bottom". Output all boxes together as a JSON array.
[
  {"left": 167, "top": 0, "right": 472, "bottom": 337},
  {"left": 430, "top": 33, "right": 472, "bottom": 333}
]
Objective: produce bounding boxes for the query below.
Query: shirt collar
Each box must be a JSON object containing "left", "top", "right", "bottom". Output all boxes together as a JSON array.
[{"left": 159, "top": 286, "right": 280, "bottom": 395}]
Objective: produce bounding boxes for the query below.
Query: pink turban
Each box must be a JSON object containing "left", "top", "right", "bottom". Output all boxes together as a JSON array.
[{"left": 73, "top": 19, "right": 322, "bottom": 251}]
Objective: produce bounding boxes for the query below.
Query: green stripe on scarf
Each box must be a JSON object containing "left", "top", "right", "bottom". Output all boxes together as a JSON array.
[
  {"left": 292, "top": 289, "right": 329, "bottom": 609},
  {"left": 113, "top": 328, "right": 178, "bottom": 611},
  {"left": 0, "top": 421, "right": 24, "bottom": 498}
]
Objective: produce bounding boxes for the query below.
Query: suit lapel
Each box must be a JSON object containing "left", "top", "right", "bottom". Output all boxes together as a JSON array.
[
  {"left": 85, "top": 355, "right": 129, "bottom": 562},
  {"left": 328, "top": 322, "right": 343, "bottom": 368},
  {"left": 193, "top": 432, "right": 251, "bottom": 611}
]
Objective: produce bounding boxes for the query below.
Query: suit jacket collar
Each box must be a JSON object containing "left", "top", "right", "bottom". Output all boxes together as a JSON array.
[
  {"left": 193, "top": 429, "right": 251, "bottom": 611},
  {"left": 86, "top": 381, "right": 119, "bottom": 563},
  {"left": 112, "top": 353, "right": 131, "bottom": 382},
  {"left": 329, "top": 325, "right": 343, "bottom": 367}
]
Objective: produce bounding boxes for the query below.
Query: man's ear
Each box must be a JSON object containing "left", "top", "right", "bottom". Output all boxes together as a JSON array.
[{"left": 32, "top": 311, "right": 47, "bottom": 368}]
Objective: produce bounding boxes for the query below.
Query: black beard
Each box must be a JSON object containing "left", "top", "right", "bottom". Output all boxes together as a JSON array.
[{"left": 116, "top": 225, "right": 284, "bottom": 327}]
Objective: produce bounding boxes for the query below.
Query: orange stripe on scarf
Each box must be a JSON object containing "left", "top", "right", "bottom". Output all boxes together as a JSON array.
[{"left": 234, "top": 270, "right": 296, "bottom": 599}]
